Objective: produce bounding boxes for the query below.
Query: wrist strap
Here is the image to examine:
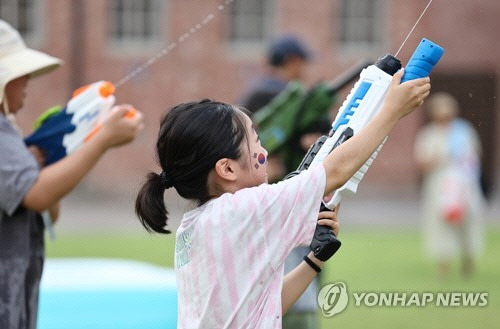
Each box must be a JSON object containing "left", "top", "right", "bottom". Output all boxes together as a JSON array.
[{"left": 303, "top": 255, "right": 321, "bottom": 273}]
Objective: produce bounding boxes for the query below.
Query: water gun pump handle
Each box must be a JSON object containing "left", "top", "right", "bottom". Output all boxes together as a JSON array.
[{"left": 401, "top": 38, "right": 444, "bottom": 82}]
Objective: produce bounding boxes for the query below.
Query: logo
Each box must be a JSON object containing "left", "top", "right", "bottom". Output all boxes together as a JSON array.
[
  {"left": 317, "top": 282, "right": 349, "bottom": 317},
  {"left": 175, "top": 228, "right": 193, "bottom": 269},
  {"left": 352, "top": 291, "right": 488, "bottom": 307},
  {"left": 317, "top": 282, "right": 489, "bottom": 317}
]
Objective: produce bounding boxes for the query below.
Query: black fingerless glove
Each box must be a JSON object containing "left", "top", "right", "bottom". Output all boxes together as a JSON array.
[{"left": 309, "top": 203, "right": 341, "bottom": 261}]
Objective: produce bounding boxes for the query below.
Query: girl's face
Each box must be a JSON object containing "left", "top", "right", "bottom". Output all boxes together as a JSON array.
[
  {"left": 239, "top": 114, "right": 269, "bottom": 186},
  {"left": 2, "top": 75, "right": 29, "bottom": 114}
]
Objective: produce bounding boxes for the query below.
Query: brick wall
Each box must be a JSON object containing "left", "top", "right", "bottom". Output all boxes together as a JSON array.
[{"left": 13, "top": 0, "right": 499, "bottom": 195}]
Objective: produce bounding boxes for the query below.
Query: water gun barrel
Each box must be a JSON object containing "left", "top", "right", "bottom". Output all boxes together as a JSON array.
[{"left": 401, "top": 38, "right": 444, "bottom": 82}]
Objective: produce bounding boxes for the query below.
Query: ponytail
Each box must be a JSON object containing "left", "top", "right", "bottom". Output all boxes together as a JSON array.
[
  {"left": 135, "top": 99, "right": 250, "bottom": 234},
  {"left": 135, "top": 172, "right": 171, "bottom": 234}
]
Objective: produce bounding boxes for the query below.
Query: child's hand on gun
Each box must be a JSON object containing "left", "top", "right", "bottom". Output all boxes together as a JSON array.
[
  {"left": 383, "top": 68, "right": 431, "bottom": 120},
  {"left": 317, "top": 208, "right": 340, "bottom": 237},
  {"left": 94, "top": 104, "right": 144, "bottom": 149},
  {"left": 306, "top": 207, "right": 340, "bottom": 268}
]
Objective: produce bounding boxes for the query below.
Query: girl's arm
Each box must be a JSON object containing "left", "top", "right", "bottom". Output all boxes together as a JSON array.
[
  {"left": 323, "top": 70, "right": 431, "bottom": 195},
  {"left": 281, "top": 251, "right": 323, "bottom": 315},
  {"left": 22, "top": 105, "right": 143, "bottom": 212},
  {"left": 281, "top": 210, "right": 338, "bottom": 315}
]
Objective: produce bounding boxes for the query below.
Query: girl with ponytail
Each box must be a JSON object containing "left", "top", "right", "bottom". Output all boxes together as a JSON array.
[{"left": 136, "top": 70, "right": 430, "bottom": 328}]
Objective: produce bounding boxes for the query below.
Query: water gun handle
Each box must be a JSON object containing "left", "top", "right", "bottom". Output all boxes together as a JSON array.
[
  {"left": 309, "top": 203, "right": 342, "bottom": 261},
  {"left": 401, "top": 38, "right": 444, "bottom": 83}
]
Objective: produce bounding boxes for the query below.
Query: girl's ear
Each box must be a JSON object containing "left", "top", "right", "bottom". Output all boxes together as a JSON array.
[{"left": 214, "top": 158, "right": 238, "bottom": 182}]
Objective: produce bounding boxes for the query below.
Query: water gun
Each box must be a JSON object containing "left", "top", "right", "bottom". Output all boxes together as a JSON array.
[
  {"left": 25, "top": 81, "right": 137, "bottom": 240},
  {"left": 253, "top": 61, "right": 370, "bottom": 157},
  {"left": 25, "top": 81, "right": 136, "bottom": 165},
  {"left": 287, "top": 38, "right": 444, "bottom": 261}
]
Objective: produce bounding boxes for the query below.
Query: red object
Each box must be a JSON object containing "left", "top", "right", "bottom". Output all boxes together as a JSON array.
[{"left": 445, "top": 205, "right": 465, "bottom": 224}]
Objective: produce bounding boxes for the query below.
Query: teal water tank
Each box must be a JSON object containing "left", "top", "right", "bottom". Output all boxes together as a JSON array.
[{"left": 38, "top": 259, "right": 177, "bottom": 329}]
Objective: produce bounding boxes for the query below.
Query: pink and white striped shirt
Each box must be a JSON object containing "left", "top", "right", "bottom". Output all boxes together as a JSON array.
[{"left": 175, "top": 164, "right": 326, "bottom": 328}]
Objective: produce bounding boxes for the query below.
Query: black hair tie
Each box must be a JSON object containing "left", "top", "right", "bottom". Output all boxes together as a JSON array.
[{"left": 160, "top": 171, "right": 174, "bottom": 189}]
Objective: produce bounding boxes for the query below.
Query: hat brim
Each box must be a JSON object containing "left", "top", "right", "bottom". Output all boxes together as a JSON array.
[{"left": 0, "top": 48, "right": 62, "bottom": 103}]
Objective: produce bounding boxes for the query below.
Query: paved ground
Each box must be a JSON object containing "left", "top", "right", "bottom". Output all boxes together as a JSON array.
[{"left": 54, "top": 184, "right": 500, "bottom": 234}]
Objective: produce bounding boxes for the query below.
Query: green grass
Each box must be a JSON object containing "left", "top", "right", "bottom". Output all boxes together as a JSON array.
[
  {"left": 46, "top": 233, "right": 177, "bottom": 267},
  {"left": 46, "top": 228, "right": 500, "bottom": 329},
  {"left": 319, "top": 228, "right": 499, "bottom": 329}
]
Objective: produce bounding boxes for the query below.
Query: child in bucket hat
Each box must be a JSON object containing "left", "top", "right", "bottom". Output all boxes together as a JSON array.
[
  {"left": 0, "top": 20, "right": 143, "bottom": 329},
  {"left": 0, "top": 20, "right": 61, "bottom": 114}
]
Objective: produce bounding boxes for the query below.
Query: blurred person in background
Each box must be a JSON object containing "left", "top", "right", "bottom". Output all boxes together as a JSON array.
[
  {"left": 414, "top": 92, "right": 484, "bottom": 279},
  {"left": 239, "top": 34, "right": 311, "bottom": 116},
  {"left": 239, "top": 34, "right": 331, "bottom": 182},
  {"left": 239, "top": 35, "right": 330, "bottom": 329},
  {"left": 0, "top": 20, "right": 143, "bottom": 329}
]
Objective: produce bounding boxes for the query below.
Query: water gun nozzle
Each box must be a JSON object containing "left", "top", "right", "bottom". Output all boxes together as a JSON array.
[{"left": 99, "top": 81, "right": 116, "bottom": 98}]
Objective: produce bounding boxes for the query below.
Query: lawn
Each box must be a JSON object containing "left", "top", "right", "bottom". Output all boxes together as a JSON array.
[
  {"left": 319, "top": 228, "right": 499, "bottom": 329},
  {"left": 46, "top": 228, "right": 499, "bottom": 329}
]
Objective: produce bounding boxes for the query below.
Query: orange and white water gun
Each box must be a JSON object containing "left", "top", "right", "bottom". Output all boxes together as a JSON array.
[{"left": 25, "top": 81, "right": 137, "bottom": 165}]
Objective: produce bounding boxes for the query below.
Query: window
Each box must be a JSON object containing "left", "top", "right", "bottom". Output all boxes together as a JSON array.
[
  {"left": 0, "top": 0, "right": 39, "bottom": 43},
  {"left": 229, "top": 0, "right": 274, "bottom": 46},
  {"left": 109, "top": 0, "right": 163, "bottom": 48},
  {"left": 339, "top": 0, "right": 383, "bottom": 49}
]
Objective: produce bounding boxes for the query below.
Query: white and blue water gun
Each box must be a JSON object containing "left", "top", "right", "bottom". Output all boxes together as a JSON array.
[{"left": 289, "top": 38, "right": 444, "bottom": 261}]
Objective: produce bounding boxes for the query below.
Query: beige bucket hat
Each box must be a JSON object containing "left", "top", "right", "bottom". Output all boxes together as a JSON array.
[{"left": 0, "top": 19, "right": 62, "bottom": 104}]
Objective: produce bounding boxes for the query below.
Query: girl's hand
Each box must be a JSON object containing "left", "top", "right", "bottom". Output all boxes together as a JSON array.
[
  {"left": 317, "top": 209, "right": 340, "bottom": 236},
  {"left": 97, "top": 104, "right": 144, "bottom": 149},
  {"left": 383, "top": 69, "right": 431, "bottom": 120}
]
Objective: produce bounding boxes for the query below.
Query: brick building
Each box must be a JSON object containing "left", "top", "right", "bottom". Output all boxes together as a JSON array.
[{"left": 3, "top": 0, "right": 499, "bottom": 197}]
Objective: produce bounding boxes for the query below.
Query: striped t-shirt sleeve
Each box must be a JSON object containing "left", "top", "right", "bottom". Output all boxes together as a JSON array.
[{"left": 230, "top": 163, "right": 326, "bottom": 270}]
